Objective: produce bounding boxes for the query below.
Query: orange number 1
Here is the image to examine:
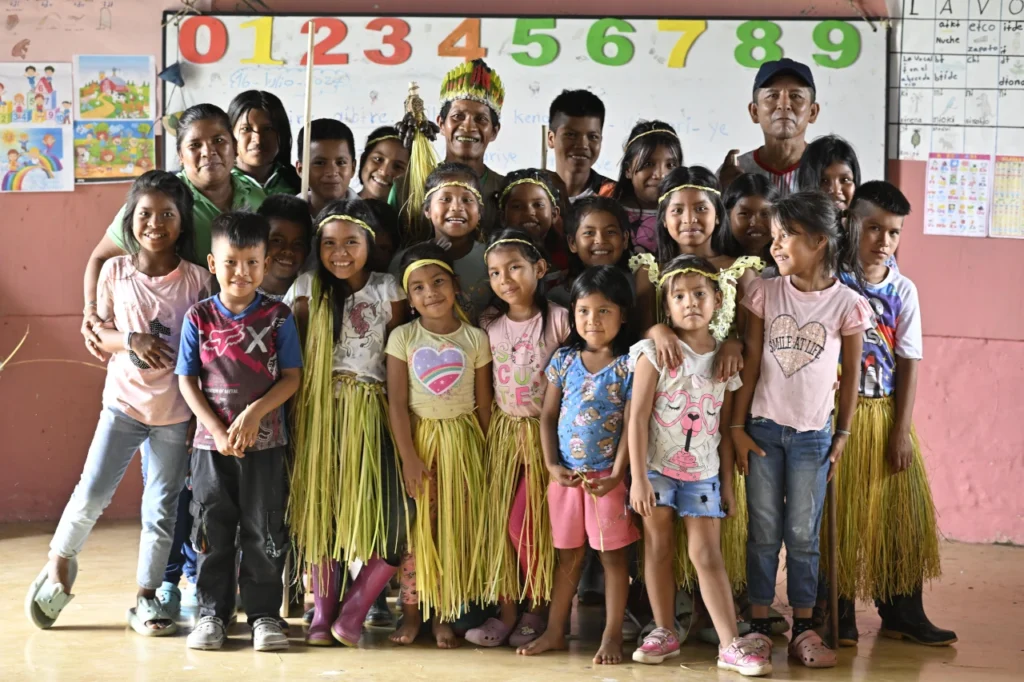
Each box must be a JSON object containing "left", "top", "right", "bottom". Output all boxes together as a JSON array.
[
  {"left": 657, "top": 19, "right": 707, "bottom": 68},
  {"left": 437, "top": 18, "right": 487, "bottom": 61}
]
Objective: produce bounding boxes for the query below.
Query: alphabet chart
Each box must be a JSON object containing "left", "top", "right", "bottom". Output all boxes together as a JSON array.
[
  {"left": 923, "top": 152, "right": 992, "bottom": 237},
  {"left": 990, "top": 154, "right": 1024, "bottom": 237}
]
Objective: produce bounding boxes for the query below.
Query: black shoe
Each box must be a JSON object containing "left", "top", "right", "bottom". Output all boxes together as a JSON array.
[
  {"left": 365, "top": 592, "right": 394, "bottom": 628},
  {"left": 837, "top": 597, "right": 859, "bottom": 647},
  {"left": 303, "top": 606, "right": 315, "bottom": 625},
  {"left": 877, "top": 589, "right": 958, "bottom": 646}
]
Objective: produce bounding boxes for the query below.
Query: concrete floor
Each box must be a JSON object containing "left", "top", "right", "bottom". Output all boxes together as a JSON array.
[{"left": 2, "top": 521, "right": 1021, "bottom": 681}]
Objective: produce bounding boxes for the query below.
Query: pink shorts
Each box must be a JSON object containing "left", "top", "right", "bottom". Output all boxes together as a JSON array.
[{"left": 547, "top": 469, "right": 640, "bottom": 551}]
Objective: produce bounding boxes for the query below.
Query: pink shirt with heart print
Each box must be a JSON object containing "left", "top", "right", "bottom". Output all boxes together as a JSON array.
[{"left": 743, "top": 276, "right": 873, "bottom": 433}]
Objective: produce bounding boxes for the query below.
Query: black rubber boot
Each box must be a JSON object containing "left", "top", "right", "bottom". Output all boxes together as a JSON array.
[
  {"left": 837, "top": 597, "right": 859, "bottom": 647},
  {"left": 365, "top": 591, "right": 394, "bottom": 627},
  {"left": 877, "top": 589, "right": 957, "bottom": 646}
]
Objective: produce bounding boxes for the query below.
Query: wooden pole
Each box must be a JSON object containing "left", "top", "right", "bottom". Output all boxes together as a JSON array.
[
  {"left": 299, "top": 18, "right": 316, "bottom": 200},
  {"left": 827, "top": 478, "right": 839, "bottom": 650},
  {"left": 540, "top": 124, "right": 548, "bottom": 170}
]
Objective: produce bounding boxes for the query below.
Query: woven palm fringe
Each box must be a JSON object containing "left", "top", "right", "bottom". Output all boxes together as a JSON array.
[
  {"left": 411, "top": 413, "right": 487, "bottom": 621},
  {"left": 672, "top": 468, "right": 747, "bottom": 592},
  {"left": 480, "top": 409, "right": 554, "bottom": 605}
]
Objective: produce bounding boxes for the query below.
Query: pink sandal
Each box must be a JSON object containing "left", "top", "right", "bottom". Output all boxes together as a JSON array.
[
  {"left": 788, "top": 629, "right": 837, "bottom": 668},
  {"left": 465, "top": 617, "right": 512, "bottom": 647},
  {"left": 508, "top": 612, "right": 546, "bottom": 648}
]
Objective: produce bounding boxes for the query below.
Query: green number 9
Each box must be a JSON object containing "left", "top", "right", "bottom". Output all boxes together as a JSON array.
[
  {"left": 812, "top": 20, "right": 860, "bottom": 69},
  {"left": 586, "top": 18, "right": 636, "bottom": 66}
]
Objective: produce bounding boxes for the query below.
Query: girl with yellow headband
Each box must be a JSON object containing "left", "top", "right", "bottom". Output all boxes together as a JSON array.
[
  {"left": 626, "top": 254, "right": 771, "bottom": 676},
  {"left": 284, "top": 198, "right": 411, "bottom": 647},
  {"left": 464, "top": 229, "right": 571, "bottom": 649},
  {"left": 358, "top": 126, "right": 410, "bottom": 203},
  {"left": 598, "top": 120, "right": 682, "bottom": 255},
  {"left": 388, "top": 163, "right": 491, "bottom": 323},
  {"left": 385, "top": 243, "right": 493, "bottom": 649},
  {"left": 497, "top": 169, "right": 567, "bottom": 290}
]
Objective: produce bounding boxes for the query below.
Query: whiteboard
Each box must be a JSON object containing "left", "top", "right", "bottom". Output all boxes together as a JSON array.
[{"left": 162, "top": 13, "right": 888, "bottom": 181}]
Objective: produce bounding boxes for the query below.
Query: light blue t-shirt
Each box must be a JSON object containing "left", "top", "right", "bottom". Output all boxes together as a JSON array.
[{"left": 545, "top": 347, "right": 633, "bottom": 472}]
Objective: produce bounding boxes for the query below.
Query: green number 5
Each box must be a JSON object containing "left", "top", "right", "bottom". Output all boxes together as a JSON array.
[
  {"left": 812, "top": 20, "right": 860, "bottom": 69},
  {"left": 511, "top": 18, "right": 560, "bottom": 67}
]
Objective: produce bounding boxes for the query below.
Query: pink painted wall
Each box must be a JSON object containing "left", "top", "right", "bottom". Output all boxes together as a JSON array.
[{"left": 0, "top": 0, "right": 1020, "bottom": 543}]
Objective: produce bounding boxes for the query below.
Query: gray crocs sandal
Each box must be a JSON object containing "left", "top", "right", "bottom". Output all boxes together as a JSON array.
[
  {"left": 128, "top": 595, "right": 179, "bottom": 637},
  {"left": 25, "top": 558, "right": 78, "bottom": 629}
]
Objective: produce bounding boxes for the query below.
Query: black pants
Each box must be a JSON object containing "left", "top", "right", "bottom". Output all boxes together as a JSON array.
[
  {"left": 190, "top": 447, "right": 288, "bottom": 624},
  {"left": 378, "top": 426, "right": 413, "bottom": 567}
]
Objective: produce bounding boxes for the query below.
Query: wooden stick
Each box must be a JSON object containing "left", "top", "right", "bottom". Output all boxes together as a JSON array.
[
  {"left": 299, "top": 18, "right": 315, "bottom": 200},
  {"left": 540, "top": 125, "right": 548, "bottom": 170},
  {"left": 827, "top": 478, "right": 839, "bottom": 650}
]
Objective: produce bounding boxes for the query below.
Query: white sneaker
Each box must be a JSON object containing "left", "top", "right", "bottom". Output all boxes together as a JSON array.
[
  {"left": 252, "top": 616, "right": 289, "bottom": 652},
  {"left": 187, "top": 616, "right": 226, "bottom": 650}
]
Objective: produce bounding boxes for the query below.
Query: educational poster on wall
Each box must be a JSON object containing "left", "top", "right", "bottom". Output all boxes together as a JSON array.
[
  {"left": 0, "top": 62, "right": 73, "bottom": 193},
  {"left": 923, "top": 153, "right": 991, "bottom": 238},
  {"left": 989, "top": 156, "right": 1024, "bottom": 239},
  {"left": 73, "top": 120, "right": 157, "bottom": 183},
  {"left": 73, "top": 55, "right": 155, "bottom": 121}
]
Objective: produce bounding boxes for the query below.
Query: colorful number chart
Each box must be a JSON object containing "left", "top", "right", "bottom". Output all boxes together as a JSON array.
[
  {"left": 924, "top": 152, "right": 992, "bottom": 237},
  {"left": 162, "top": 14, "right": 888, "bottom": 178}
]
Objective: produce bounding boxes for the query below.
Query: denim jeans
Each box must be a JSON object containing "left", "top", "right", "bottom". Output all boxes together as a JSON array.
[
  {"left": 50, "top": 406, "right": 190, "bottom": 590},
  {"left": 142, "top": 441, "right": 197, "bottom": 585},
  {"left": 744, "top": 416, "right": 831, "bottom": 610}
]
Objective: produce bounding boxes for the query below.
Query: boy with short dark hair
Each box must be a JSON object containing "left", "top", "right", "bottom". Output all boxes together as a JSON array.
[
  {"left": 257, "top": 194, "right": 312, "bottom": 301},
  {"left": 296, "top": 118, "right": 357, "bottom": 218},
  {"left": 547, "top": 89, "right": 614, "bottom": 202},
  {"left": 176, "top": 211, "right": 303, "bottom": 652},
  {"left": 831, "top": 181, "right": 955, "bottom": 648}
]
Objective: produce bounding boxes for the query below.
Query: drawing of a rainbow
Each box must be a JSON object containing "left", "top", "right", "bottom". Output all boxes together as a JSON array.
[{"left": 2, "top": 153, "right": 62, "bottom": 191}]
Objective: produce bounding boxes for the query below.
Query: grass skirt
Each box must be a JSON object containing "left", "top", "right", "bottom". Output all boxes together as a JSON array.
[
  {"left": 480, "top": 408, "right": 554, "bottom": 605},
  {"left": 411, "top": 412, "right": 487, "bottom": 620},
  {"left": 828, "top": 396, "right": 942, "bottom": 600},
  {"left": 288, "top": 375, "right": 398, "bottom": 570},
  {"left": 672, "top": 468, "right": 747, "bottom": 592}
]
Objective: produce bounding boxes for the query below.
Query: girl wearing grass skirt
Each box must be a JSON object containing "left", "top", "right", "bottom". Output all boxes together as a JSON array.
[
  {"left": 386, "top": 243, "right": 493, "bottom": 648},
  {"left": 828, "top": 182, "right": 952, "bottom": 647},
  {"left": 285, "top": 198, "right": 410, "bottom": 647},
  {"left": 464, "top": 229, "right": 570, "bottom": 648}
]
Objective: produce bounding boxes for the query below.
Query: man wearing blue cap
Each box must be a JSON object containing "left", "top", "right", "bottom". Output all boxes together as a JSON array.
[{"left": 719, "top": 58, "right": 819, "bottom": 195}]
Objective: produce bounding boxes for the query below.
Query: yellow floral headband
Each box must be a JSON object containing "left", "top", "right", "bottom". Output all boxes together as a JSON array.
[
  {"left": 424, "top": 180, "right": 483, "bottom": 203},
  {"left": 366, "top": 134, "right": 401, "bottom": 147},
  {"left": 483, "top": 237, "right": 538, "bottom": 257},
  {"left": 402, "top": 258, "right": 469, "bottom": 323},
  {"left": 658, "top": 266, "right": 720, "bottom": 288},
  {"left": 658, "top": 184, "right": 721, "bottom": 205},
  {"left": 318, "top": 214, "right": 376, "bottom": 239},
  {"left": 499, "top": 177, "right": 556, "bottom": 208},
  {"left": 625, "top": 128, "right": 678, "bottom": 149}
]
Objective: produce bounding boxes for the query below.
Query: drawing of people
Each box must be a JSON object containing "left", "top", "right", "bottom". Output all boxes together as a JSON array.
[
  {"left": 59, "top": 101, "right": 72, "bottom": 124},
  {"left": 32, "top": 93, "right": 46, "bottom": 123},
  {"left": 42, "top": 133, "right": 55, "bottom": 153},
  {"left": 0, "top": 82, "right": 5, "bottom": 106},
  {"left": 75, "top": 146, "right": 90, "bottom": 170},
  {"left": 42, "top": 65, "right": 57, "bottom": 110},
  {"left": 7, "top": 149, "right": 19, "bottom": 172},
  {"left": 24, "top": 65, "right": 36, "bottom": 89},
  {"left": 13, "top": 93, "right": 26, "bottom": 122}
]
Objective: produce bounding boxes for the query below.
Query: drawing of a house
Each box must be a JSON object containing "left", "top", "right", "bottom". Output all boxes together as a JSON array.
[{"left": 98, "top": 69, "right": 127, "bottom": 96}]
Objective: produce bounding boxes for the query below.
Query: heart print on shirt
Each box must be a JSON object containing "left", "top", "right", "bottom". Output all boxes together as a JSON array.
[{"left": 412, "top": 344, "right": 467, "bottom": 396}]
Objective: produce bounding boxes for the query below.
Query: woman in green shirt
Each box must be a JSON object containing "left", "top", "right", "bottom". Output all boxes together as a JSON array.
[
  {"left": 81, "top": 103, "right": 265, "bottom": 358},
  {"left": 228, "top": 90, "right": 301, "bottom": 196}
]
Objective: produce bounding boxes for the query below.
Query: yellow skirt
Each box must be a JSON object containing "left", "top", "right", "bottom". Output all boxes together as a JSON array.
[
  {"left": 410, "top": 412, "right": 487, "bottom": 621},
  {"left": 480, "top": 408, "right": 554, "bottom": 605},
  {"left": 287, "top": 375, "right": 397, "bottom": 568},
  {"left": 828, "top": 396, "right": 942, "bottom": 600},
  {"left": 673, "top": 468, "right": 747, "bottom": 592}
]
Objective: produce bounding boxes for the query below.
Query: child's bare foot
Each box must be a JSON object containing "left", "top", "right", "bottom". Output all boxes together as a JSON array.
[
  {"left": 593, "top": 632, "right": 623, "bottom": 664},
  {"left": 517, "top": 628, "right": 567, "bottom": 656},
  {"left": 389, "top": 609, "right": 421, "bottom": 645},
  {"left": 433, "top": 620, "right": 459, "bottom": 649}
]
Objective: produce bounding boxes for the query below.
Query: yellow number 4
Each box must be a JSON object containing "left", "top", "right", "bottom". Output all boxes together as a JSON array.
[{"left": 657, "top": 19, "right": 707, "bottom": 68}]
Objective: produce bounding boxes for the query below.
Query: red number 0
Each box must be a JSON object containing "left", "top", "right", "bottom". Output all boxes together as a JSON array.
[
  {"left": 301, "top": 18, "right": 348, "bottom": 65},
  {"left": 365, "top": 17, "right": 412, "bottom": 65},
  {"left": 179, "top": 16, "right": 228, "bottom": 64}
]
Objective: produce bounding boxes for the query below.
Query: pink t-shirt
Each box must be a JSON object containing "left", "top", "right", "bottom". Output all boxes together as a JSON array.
[
  {"left": 743, "top": 276, "right": 873, "bottom": 432},
  {"left": 482, "top": 305, "right": 570, "bottom": 418},
  {"left": 97, "top": 256, "right": 212, "bottom": 426}
]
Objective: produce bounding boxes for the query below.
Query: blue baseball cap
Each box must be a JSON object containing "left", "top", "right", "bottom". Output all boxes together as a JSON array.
[{"left": 753, "top": 58, "right": 815, "bottom": 93}]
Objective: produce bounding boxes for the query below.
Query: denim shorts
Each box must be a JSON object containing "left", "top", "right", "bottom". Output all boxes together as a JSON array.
[{"left": 648, "top": 471, "right": 725, "bottom": 518}]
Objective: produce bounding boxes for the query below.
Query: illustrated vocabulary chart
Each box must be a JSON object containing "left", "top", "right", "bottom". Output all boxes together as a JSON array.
[
  {"left": 990, "top": 154, "right": 1024, "bottom": 236},
  {"left": 894, "top": 0, "right": 1024, "bottom": 161},
  {"left": 924, "top": 153, "right": 992, "bottom": 237}
]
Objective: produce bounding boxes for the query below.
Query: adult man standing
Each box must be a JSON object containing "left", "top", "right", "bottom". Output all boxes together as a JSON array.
[{"left": 719, "top": 58, "right": 819, "bottom": 195}]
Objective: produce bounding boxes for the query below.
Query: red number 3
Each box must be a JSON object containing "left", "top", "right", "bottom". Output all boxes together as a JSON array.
[
  {"left": 301, "top": 18, "right": 348, "bottom": 65},
  {"left": 365, "top": 18, "right": 412, "bottom": 65}
]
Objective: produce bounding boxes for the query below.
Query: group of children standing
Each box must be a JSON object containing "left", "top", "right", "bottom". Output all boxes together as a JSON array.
[{"left": 26, "top": 57, "right": 954, "bottom": 675}]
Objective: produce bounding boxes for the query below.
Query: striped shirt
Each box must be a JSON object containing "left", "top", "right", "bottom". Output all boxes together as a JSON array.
[{"left": 737, "top": 149, "right": 800, "bottom": 196}]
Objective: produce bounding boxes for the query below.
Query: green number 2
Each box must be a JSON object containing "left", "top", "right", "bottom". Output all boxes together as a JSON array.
[
  {"left": 812, "top": 20, "right": 860, "bottom": 69},
  {"left": 734, "top": 20, "right": 783, "bottom": 68},
  {"left": 511, "top": 18, "right": 560, "bottom": 67}
]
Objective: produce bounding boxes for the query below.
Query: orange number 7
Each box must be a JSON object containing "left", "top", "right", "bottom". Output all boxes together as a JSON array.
[{"left": 657, "top": 19, "right": 707, "bottom": 68}]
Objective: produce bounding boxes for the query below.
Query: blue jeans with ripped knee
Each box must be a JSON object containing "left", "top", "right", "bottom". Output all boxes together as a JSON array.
[{"left": 743, "top": 416, "right": 831, "bottom": 610}]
